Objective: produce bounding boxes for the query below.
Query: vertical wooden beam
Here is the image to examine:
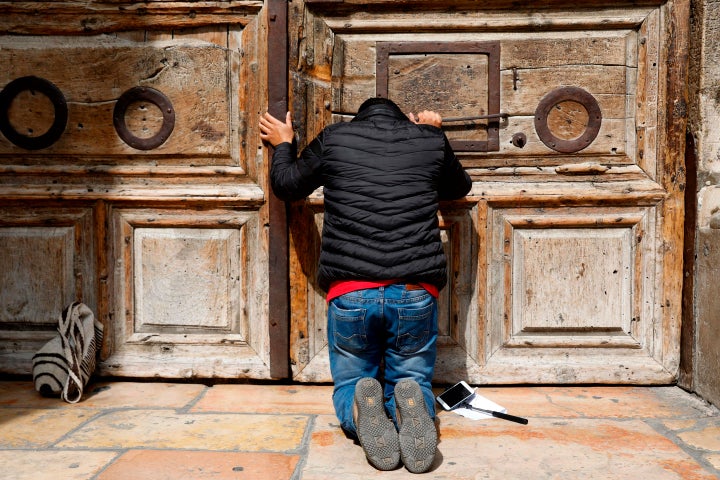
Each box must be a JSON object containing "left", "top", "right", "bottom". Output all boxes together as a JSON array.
[
  {"left": 660, "top": 0, "right": 690, "bottom": 375},
  {"left": 679, "top": 131, "right": 697, "bottom": 388},
  {"left": 95, "top": 200, "right": 111, "bottom": 360},
  {"left": 267, "top": 0, "right": 290, "bottom": 379}
]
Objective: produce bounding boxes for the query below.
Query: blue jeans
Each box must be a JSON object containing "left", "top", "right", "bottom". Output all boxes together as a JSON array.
[{"left": 327, "top": 284, "right": 438, "bottom": 438}]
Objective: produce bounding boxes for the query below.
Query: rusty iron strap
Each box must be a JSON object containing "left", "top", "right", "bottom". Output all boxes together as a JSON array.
[
  {"left": 266, "top": 0, "right": 290, "bottom": 380},
  {"left": 442, "top": 112, "right": 509, "bottom": 123}
]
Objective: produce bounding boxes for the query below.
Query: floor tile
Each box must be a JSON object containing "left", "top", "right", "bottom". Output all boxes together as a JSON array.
[
  {"left": 522, "top": 386, "right": 710, "bottom": 418},
  {"left": 0, "top": 450, "right": 117, "bottom": 480},
  {"left": 0, "top": 381, "right": 72, "bottom": 408},
  {"left": 57, "top": 410, "right": 309, "bottom": 451},
  {"left": 447, "top": 385, "right": 699, "bottom": 420},
  {"left": 663, "top": 418, "right": 700, "bottom": 430},
  {"left": 192, "top": 384, "right": 334, "bottom": 414},
  {"left": 459, "top": 386, "right": 573, "bottom": 418},
  {"left": 302, "top": 414, "right": 387, "bottom": 479},
  {"left": 97, "top": 450, "right": 300, "bottom": 480},
  {"left": 431, "top": 413, "right": 717, "bottom": 479},
  {"left": 0, "top": 408, "right": 99, "bottom": 448},
  {"left": 676, "top": 422, "right": 720, "bottom": 451},
  {"left": 0, "top": 381, "right": 205, "bottom": 409},
  {"left": 303, "top": 412, "right": 719, "bottom": 479},
  {"left": 707, "top": 453, "right": 720, "bottom": 470},
  {"left": 81, "top": 381, "right": 206, "bottom": 408}
]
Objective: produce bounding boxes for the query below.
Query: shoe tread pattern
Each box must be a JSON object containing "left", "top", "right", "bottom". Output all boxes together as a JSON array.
[
  {"left": 354, "top": 378, "right": 401, "bottom": 471},
  {"left": 395, "top": 379, "right": 438, "bottom": 474}
]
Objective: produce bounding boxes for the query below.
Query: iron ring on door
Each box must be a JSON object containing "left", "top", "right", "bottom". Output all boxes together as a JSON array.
[
  {"left": 534, "top": 86, "right": 602, "bottom": 154},
  {"left": 0, "top": 76, "right": 68, "bottom": 150},
  {"left": 113, "top": 86, "right": 175, "bottom": 150}
]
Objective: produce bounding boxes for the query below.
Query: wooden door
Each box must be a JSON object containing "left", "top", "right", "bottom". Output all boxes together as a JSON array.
[
  {"left": 0, "top": 1, "right": 289, "bottom": 378},
  {"left": 287, "top": 0, "right": 689, "bottom": 384}
]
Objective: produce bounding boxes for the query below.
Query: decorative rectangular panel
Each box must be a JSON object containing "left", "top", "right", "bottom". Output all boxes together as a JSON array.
[
  {"left": 0, "top": 207, "right": 96, "bottom": 372},
  {"left": 0, "top": 208, "right": 95, "bottom": 326},
  {"left": 376, "top": 41, "right": 501, "bottom": 152},
  {"left": 0, "top": 36, "right": 240, "bottom": 167},
  {"left": 510, "top": 228, "right": 636, "bottom": 347},
  {"left": 487, "top": 206, "right": 657, "bottom": 361},
  {"left": 105, "top": 207, "right": 269, "bottom": 378},
  {"left": 133, "top": 228, "right": 242, "bottom": 334},
  {"left": 0, "top": 227, "right": 74, "bottom": 324},
  {"left": 297, "top": 5, "right": 663, "bottom": 170}
]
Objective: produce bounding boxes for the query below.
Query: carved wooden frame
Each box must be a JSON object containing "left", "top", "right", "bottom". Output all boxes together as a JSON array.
[{"left": 376, "top": 41, "right": 501, "bottom": 152}]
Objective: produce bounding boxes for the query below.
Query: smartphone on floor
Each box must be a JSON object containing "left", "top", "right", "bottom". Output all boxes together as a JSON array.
[{"left": 436, "top": 380, "right": 474, "bottom": 410}]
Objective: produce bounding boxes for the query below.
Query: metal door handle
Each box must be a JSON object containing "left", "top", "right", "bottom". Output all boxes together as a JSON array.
[{"left": 442, "top": 113, "right": 509, "bottom": 123}]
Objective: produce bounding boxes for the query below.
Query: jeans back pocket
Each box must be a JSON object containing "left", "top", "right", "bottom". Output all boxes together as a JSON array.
[
  {"left": 329, "top": 302, "right": 368, "bottom": 353},
  {"left": 397, "top": 303, "right": 434, "bottom": 354}
]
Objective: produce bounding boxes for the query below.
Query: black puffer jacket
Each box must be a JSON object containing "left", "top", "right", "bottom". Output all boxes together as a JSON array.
[{"left": 270, "top": 103, "right": 472, "bottom": 291}]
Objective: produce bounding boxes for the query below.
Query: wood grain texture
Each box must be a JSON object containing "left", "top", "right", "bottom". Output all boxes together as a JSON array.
[{"left": 287, "top": 1, "right": 687, "bottom": 384}]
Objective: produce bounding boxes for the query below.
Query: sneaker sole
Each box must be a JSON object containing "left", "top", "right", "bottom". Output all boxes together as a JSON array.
[
  {"left": 354, "top": 378, "right": 401, "bottom": 471},
  {"left": 395, "top": 379, "right": 437, "bottom": 474}
]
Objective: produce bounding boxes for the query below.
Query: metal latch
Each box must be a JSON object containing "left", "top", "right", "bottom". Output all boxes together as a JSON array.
[{"left": 442, "top": 113, "right": 509, "bottom": 123}]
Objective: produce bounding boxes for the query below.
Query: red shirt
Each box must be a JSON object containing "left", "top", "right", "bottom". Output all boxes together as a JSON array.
[{"left": 327, "top": 280, "right": 439, "bottom": 302}]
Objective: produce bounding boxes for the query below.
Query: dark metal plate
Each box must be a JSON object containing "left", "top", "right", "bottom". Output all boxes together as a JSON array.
[
  {"left": 534, "top": 86, "right": 602, "bottom": 154},
  {"left": 113, "top": 86, "right": 175, "bottom": 150},
  {"left": 0, "top": 76, "right": 68, "bottom": 150}
]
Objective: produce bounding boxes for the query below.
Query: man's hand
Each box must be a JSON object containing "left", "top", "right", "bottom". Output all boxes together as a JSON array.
[
  {"left": 409, "top": 110, "right": 442, "bottom": 128},
  {"left": 259, "top": 111, "right": 294, "bottom": 147}
]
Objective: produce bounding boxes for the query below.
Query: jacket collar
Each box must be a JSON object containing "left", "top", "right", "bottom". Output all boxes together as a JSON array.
[{"left": 353, "top": 103, "right": 408, "bottom": 123}]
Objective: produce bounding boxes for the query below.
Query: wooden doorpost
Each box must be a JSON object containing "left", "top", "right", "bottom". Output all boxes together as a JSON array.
[{"left": 267, "top": 0, "right": 290, "bottom": 379}]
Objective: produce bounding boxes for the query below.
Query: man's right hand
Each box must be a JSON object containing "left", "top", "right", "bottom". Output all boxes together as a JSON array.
[{"left": 259, "top": 111, "right": 294, "bottom": 147}]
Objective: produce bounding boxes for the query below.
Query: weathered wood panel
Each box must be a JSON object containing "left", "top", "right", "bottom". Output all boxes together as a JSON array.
[
  {"left": 0, "top": 36, "right": 239, "bottom": 166},
  {"left": 288, "top": 1, "right": 686, "bottom": 384},
  {"left": 0, "top": 2, "right": 281, "bottom": 379},
  {"left": 0, "top": 2, "right": 263, "bottom": 35},
  {"left": 0, "top": 206, "right": 96, "bottom": 371},
  {"left": 488, "top": 207, "right": 653, "bottom": 350},
  {"left": 334, "top": 34, "right": 633, "bottom": 159},
  {"left": 106, "top": 207, "right": 269, "bottom": 378}
]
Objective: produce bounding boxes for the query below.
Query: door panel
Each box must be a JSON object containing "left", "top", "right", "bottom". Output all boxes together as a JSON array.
[
  {"left": 0, "top": 38, "right": 238, "bottom": 164},
  {"left": 0, "top": 0, "right": 687, "bottom": 384},
  {"left": 289, "top": 1, "right": 684, "bottom": 383},
  {"left": 106, "top": 207, "right": 268, "bottom": 377},
  {"left": 0, "top": 2, "right": 284, "bottom": 378},
  {"left": 0, "top": 207, "right": 96, "bottom": 370}
]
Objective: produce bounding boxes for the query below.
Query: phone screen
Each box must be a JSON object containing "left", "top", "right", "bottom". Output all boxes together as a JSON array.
[{"left": 437, "top": 382, "right": 473, "bottom": 410}]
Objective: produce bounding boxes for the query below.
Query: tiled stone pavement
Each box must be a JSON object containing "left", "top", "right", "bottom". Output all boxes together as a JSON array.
[{"left": 1, "top": 381, "right": 719, "bottom": 479}]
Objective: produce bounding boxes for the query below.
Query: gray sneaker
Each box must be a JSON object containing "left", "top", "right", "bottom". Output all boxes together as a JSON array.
[
  {"left": 394, "top": 378, "right": 438, "bottom": 473},
  {"left": 354, "top": 377, "right": 401, "bottom": 471}
]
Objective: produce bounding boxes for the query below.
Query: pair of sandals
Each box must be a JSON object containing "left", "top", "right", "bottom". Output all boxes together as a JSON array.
[{"left": 354, "top": 377, "right": 438, "bottom": 473}]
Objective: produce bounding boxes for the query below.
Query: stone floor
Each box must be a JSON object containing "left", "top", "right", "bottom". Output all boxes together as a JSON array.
[{"left": 1, "top": 380, "right": 719, "bottom": 479}]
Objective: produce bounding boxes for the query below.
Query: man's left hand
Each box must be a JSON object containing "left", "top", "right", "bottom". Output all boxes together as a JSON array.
[
  {"left": 409, "top": 110, "right": 442, "bottom": 128},
  {"left": 260, "top": 111, "right": 294, "bottom": 147}
]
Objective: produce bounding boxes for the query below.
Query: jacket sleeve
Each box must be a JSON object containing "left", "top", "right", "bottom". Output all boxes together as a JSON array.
[
  {"left": 437, "top": 134, "right": 472, "bottom": 200},
  {"left": 269, "top": 133, "right": 324, "bottom": 201}
]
